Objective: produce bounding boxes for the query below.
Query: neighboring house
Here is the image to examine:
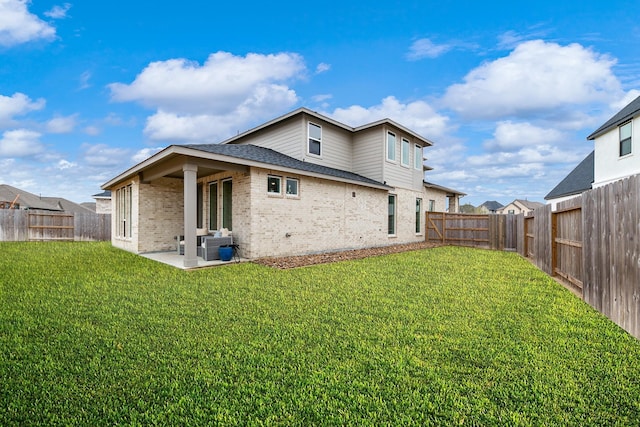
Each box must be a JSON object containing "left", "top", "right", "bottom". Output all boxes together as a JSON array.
[
  {"left": 41, "top": 197, "right": 96, "bottom": 214},
  {"left": 81, "top": 202, "right": 97, "bottom": 212},
  {"left": 478, "top": 200, "right": 504, "bottom": 214},
  {"left": 102, "top": 107, "right": 464, "bottom": 267},
  {"left": 546, "top": 95, "right": 640, "bottom": 205},
  {"left": 0, "top": 184, "right": 97, "bottom": 213},
  {"left": 497, "top": 199, "right": 544, "bottom": 215},
  {"left": 545, "top": 151, "right": 594, "bottom": 206},
  {"left": 92, "top": 190, "right": 112, "bottom": 214},
  {"left": 0, "top": 184, "right": 62, "bottom": 211}
]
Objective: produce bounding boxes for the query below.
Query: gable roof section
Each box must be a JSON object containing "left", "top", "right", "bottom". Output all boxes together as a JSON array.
[
  {"left": 182, "top": 144, "right": 390, "bottom": 188},
  {"left": 480, "top": 200, "right": 503, "bottom": 211},
  {"left": 545, "top": 151, "right": 594, "bottom": 200},
  {"left": 514, "top": 199, "right": 544, "bottom": 210},
  {"left": 0, "top": 184, "right": 62, "bottom": 211},
  {"left": 41, "top": 197, "right": 96, "bottom": 214},
  {"left": 587, "top": 95, "right": 640, "bottom": 140},
  {"left": 219, "top": 107, "right": 434, "bottom": 147}
]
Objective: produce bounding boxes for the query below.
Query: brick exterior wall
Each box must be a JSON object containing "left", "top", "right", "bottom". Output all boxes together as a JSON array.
[
  {"left": 95, "top": 198, "right": 111, "bottom": 214},
  {"left": 112, "top": 167, "right": 432, "bottom": 259}
]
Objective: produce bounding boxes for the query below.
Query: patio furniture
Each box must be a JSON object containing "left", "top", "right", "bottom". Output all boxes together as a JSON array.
[{"left": 202, "top": 236, "right": 233, "bottom": 261}]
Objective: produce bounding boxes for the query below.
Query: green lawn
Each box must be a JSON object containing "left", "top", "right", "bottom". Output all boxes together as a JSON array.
[{"left": 1, "top": 242, "right": 639, "bottom": 426}]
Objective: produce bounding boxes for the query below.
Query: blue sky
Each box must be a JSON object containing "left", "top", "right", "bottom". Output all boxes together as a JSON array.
[{"left": 1, "top": 0, "right": 639, "bottom": 206}]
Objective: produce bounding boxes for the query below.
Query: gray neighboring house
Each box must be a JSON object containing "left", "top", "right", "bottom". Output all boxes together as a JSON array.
[
  {"left": 92, "top": 190, "right": 112, "bottom": 214},
  {"left": 0, "top": 184, "right": 98, "bottom": 214},
  {"left": 546, "top": 94, "right": 640, "bottom": 206},
  {"left": 0, "top": 184, "right": 61, "bottom": 211},
  {"left": 102, "top": 107, "right": 465, "bottom": 267},
  {"left": 478, "top": 200, "right": 504, "bottom": 214},
  {"left": 544, "top": 151, "right": 594, "bottom": 205}
]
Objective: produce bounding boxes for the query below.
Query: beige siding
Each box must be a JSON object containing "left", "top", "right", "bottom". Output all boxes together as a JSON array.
[
  {"left": 235, "top": 117, "right": 304, "bottom": 159},
  {"left": 383, "top": 125, "right": 426, "bottom": 191},
  {"left": 353, "top": 127, "right": 384, "bottom": 182},
  {"left": 301, "top": 117, "right": 353, "bottom": 172}
]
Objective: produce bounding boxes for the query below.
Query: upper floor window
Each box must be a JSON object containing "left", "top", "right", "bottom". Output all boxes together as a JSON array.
[
  {"left": 387, "top": 132, "right": 396, "bottom": 161},
  {"left": 308, "top": 122, "right": 322, "bottom": 156},
  {"left": 620, "top": 121, "right": 632, "bottom": 157},
  {"left": 401, "top": 138, "right": 410, "bottom": 167},
  {"left": 414, "top": 145, "right": 422, "bottom": 170}
]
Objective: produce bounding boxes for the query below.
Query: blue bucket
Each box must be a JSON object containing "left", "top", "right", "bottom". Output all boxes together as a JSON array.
[{"left": 218, "top": 246, "right": 233, "bottom": 261}]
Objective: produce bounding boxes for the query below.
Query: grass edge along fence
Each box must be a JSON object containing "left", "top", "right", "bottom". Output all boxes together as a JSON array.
[
  {"left": 0, "top": 210, "right": 111, "bottom": 242},
  {"left": 427, "top": 173, "right": 640, "bottom": 340}
]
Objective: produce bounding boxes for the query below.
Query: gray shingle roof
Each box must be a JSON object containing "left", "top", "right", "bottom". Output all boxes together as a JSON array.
[
  {"left": 588, "top": 95, "right": 640, "bottom": 140},
  {"left": 181, "top": 144, "right": 390, "bottom": 188},
  {"left": 545, "top": 151, "right": 594, "bottom": 200},
  {"left": 0, "top": 184, "right": 61, "bottom": 211},
  {"left": 480, "top": 201, "right": 504, "bottom": 211}
]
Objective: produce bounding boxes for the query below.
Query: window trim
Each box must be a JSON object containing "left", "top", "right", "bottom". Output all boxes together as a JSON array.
[
  {"left": 386, "top": 131, "right": 397, "bottom": 162},
  {"left": 116, "top": 184, "right": 132, "bottom": 239},
  {"left": 620, "top": 121, "right": 632, "bottom": 157},
  {"left": 414, "top": 144, "right": 422, "bottom": 170},
  {"left": 416, "top": 198, "right": 422, "bottom": 234},
  {"left": 267, "top": 175, "right": 282, "bottom": 195},
  {"left": 285, "top": 177, "right": 299, "bottom": 197},
  {"left": 388, "top": 194, "right": 397, "bottom": 236},
  {"left": 308, "top": 122, "right": 322, "bottom": 157},
  {"left": 209, "top": 181, "right": 218, "bottom": 230},
  {"left": 401, "top": 138, "right": 410, "bottom": 167}
]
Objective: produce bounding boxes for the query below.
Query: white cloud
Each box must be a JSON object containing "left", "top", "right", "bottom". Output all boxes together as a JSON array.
[
  {"left": 442, "top": 40, "right": 621, "bottom": 120},
  {"left": 56, "top": 159, "right": 76, "bottom": 170},
  {"left": 46, "top": 114, "right": 77, "bottom": 133},
  {"left": 44, "top": 3, "right": 71, "bottom": 19},
  {"left": 315, "top": 63, "right": 331, "bottom": 74},
  {"left": 327, "top": 96, "right": 450, "bottom": 141},
  {"left": 406, "top": 38, "right": 451, "bottom": 60},
  {"left": 81, "top": 143, "right": 131, "bottom": 167},
  {"left": 0, "top": 92, "right": 46, "bottom": 127},
  {"left": 109, "top": 51, "right": 305, "bottom": 141},
  {"left": 0, "top": 0, "right": 56, "bottom": 46},
  {"left": 0, "top": 129, "right": 44, "bottom": 157},
  {"left": 79, "top": 71, "right": 92, "bottom": 90},
  {"left": 84, "top": 125, "right": 100, "bottom": 136},
  {"left": 484, "top": 121, "right": 566, "bottom": 152},
  {"left": 132, "top": 147, "right": 164, "bottom": 163}
]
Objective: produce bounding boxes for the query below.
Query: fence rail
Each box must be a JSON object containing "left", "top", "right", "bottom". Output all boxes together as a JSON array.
[
  {"left": 426, "top": 211, "right": 517, "bottom": 251},
  {"left": 0, "top": 210, "right": 111, "bottom": 242}
]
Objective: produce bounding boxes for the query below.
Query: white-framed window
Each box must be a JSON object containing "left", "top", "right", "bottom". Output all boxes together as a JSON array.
[
  {"left": 386, "top": 132, "right": 396, "bottom": 162},
  {"left": 414, "top": 144, "right": 422, "bottom": 170},
  {"left": 222, "top": 179, "right": 232, "bottom": 230},
  {"left": 416, "top": 198, "right": 422, "bottom": 233},
  {"left": 308, "top": 122, "right": 322, "bottom": 156},
  {"left": 388, "top": 194, "right": 396, "bottom": 235},
  {"left": 286, "top": 178, "right": 299, "bottom": 197},
  {"left": 620, "top": 121, "right": 632, "bottom": 157},
  {"left": 401, "top": 138, "right": 410, "bottom": 167},
  {"left": 116, "top": 184, "right": 132, "bottom": 238},
  {"left": 267, "top": 175, "right": 282, "bottom": 195},
  {"left": 209, "top": 182, "right": 218, "bottom": 230}
]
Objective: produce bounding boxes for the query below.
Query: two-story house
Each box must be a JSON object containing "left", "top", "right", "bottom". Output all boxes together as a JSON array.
[
  {"left": 546, "top": 95, "right": 640, "bottom": 205},
  {"left": 102, "top": 108, "right": 464, "bottom": 267}
]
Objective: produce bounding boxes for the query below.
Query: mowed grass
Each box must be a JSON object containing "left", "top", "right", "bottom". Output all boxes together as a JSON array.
[{"left": 1, "top": 242, "right": 639, "bottom": 426}]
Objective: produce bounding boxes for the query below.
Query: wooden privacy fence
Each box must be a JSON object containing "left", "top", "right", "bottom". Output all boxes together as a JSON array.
[
  {"left": 425, "top": 212, "right": 517, "bottom": 251},
  {"left": 0, "top": 210, "right": 111, "bottom": 242}
]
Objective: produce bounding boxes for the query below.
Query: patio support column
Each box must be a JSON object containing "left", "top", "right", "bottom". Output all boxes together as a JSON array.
[{"left": 183, "top": 163, "right": 198, "bottom": 268}]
